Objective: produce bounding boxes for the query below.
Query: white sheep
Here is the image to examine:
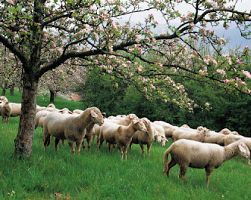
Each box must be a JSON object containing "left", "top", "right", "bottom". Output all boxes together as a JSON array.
[
  {"left": 150, "top": 122, "right": 168, "bottom": 146},
  {"left": 171, "top": 126, "right": 209, "bottom": 142},
  {"left": 43, "top": 107, "right": 104, "bottom": 153},
  {"left": 1, "top": 101, "right": 11, "bottom": 122},
  {"left": 130, "top": 118, "right": 154, "bottom": 154},
  {"left": 99, "top": 118, "right": 147, "bottom": 159},
  {"left": 163, "top": 139, "right": 250, "bottom": 186}
]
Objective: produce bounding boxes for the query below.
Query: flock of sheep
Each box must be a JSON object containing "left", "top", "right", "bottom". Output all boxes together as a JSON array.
[{"left": 0, "top": 95, "right": 250, "bottom": 186}]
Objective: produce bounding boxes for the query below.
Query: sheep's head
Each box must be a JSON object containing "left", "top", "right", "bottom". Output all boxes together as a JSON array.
[
  {"left": 0, "top": 96, "right": 8, "bottom": 103},
  {"left": 220, "top": 128, "right": 232, "bottom": 135},
  {"left": 47, "top": 103, "right": 56, "bottom": 109},
  {"left": 90, "top": 107, "right": 104, "bottom": 126},
  {"left": 132, "top": 118, "right": 147, "bottom": 132},
  {"left": 237, "top": 142, "right": 250, "bottom": 159},
  {"left": 154, "top": 135, "right": 168, "bottom": 146},
  {"left": 127, "top": 113, "right": 138, "bottom": 120}
]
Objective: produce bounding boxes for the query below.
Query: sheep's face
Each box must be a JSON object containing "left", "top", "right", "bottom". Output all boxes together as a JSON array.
[
  {"left": 160, "top": 136, "right": 168, "bottom": 146},
  {"left": 90, "top": 108, "right": 104, "bottom": 126},
  {"left": 142, "top": 118, "right": 153, "bottom": 135},
  {"left": 238, "top": 143, "right": 250, "bottom": 159}
]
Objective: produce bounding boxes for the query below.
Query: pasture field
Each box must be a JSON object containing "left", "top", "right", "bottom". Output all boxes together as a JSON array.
[{"left": 0, "top": 91, "right": 250, "bottom": 200}]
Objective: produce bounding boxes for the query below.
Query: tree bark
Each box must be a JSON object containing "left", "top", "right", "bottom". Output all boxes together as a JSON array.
[
  {"left": 14, "top": 72, "right": 38, "bottom": 158},
  {"left": 10, "top": 84, "right": 15, "bottom": 96},
  {"left": 49, "top": 89, "right": 55, "bottom": 103}
]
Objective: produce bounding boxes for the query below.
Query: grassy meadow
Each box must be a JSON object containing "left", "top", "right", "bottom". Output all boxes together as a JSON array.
[{"left": 0, "top": 90, "right": 251, "bottom": 200}]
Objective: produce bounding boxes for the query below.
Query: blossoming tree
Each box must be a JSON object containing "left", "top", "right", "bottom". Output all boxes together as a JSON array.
[{"left": 0, "top": 0, "right": 250, "bottom": 157}]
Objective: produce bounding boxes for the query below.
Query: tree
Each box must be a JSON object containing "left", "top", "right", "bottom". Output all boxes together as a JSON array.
[
  {"left": 0, "top": 44, "right": 21, "bottom": 95},
  {"left": 0, "top": 0, "right": 250, "bottom": 157}
]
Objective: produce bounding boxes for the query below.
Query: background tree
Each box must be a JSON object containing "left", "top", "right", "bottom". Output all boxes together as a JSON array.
[
  {"left": 0, "top": 0, "right": 250, "bottom": 157},
  {"left": 39, "top": 62, "right": 86, "bottom": 103},
  {"left": 0, "top": 44, "right": 21, "bottom": 96}
]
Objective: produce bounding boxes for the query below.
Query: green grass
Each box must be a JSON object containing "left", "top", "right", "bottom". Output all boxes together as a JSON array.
[{"left": 0, "top": 90, "right": 251, "bottom": 199}]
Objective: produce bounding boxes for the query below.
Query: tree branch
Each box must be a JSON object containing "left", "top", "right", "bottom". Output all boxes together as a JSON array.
[{"left": 0, "top": 35, "right": 28, "bottom": 66}]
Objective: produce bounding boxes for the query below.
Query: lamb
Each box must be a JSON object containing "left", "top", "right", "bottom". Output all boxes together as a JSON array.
[
  {"left": 43, "top": 107, "right": 104, "bottom": 153},
  {"left": 1, "top": 101, "right": 11, "bottom": 122},
  {"left": 99, "top": 118, "right": 147, "bottom": 159},
  {"left": 163, "top": 139, "right": 250, "bottom": 186},
  {"left": 130, "top": 118, "right": 154, "bottom": 154}
]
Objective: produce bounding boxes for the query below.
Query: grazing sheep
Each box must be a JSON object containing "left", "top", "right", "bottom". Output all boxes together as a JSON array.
[
  {"left": 203, "top": 130, "right": 226, "bottom": 145},
  {"left": 153, "top": 121, "right": 178, "bottom": 139},
  {"left": 43, "top": 107, "right": 104, "bottom": 153},
  {"left": 163, "top": 139, "right": 250, "bottom": 186},
  {"left": 1, "top": 101, "right": 11, "bottom": 122},
  {"left": 171, "top": 126, "right": 209, "bottom": 142},
  {"left": 99, "top": 118, "right": 147, "bottom": 159},
  {"left": 130, "top": 118, "right": 154, "bottom": 154},
  {"left": 151, "top": 122, "right": 168, "bottom": 146}
]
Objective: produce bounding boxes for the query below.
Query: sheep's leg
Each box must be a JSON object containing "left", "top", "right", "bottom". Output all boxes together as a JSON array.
[
  {"left": 164, "top": 158, "right": 176, "bottom": 176},
  {"left": 86, "top": 136, "right": 91, "bottom": 150},
  {"left": 147, "top": 143, "right": 152, "bottom": 154},
  {"left": 68, "top": 142, "right": 75, "bottom": 154},
  {"left": 179, "top": 164, "right": 188, "bottom": 181},
  {"left": 55, "top": 138, "right": 60, "bottom": 151},
  {"left": 140, "top": 144, "right": 144, "bottom": 155},
  {"left": 98, "top": 137, "right": 104, "bottom": 149},
  {"left": 108, "top": 143, "right": 112, "bottom": 152},
  {"left": 205, "top": 167, "right": 214, "bottom": 187},
  {"left": 76, "top": 141, "right": 82, "bottom": 154}
]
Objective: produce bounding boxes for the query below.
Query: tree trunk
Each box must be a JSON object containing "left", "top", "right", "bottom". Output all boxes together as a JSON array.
[
  {"left": 1, "top": 82, "right": 7, "bottom": 96},
  {"left": 49, "top": 89, "right": 55, "bottom": 103},
  {"left": 10, "top": 84, "right": 15, "bottom": 96},
  {"left": 14, "top": 72, "right": 38, "bottom": 158}
]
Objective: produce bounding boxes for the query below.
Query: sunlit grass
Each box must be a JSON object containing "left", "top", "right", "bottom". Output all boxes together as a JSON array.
[{"left": 0, "top": 90, "right": 250, "bottom": 199}]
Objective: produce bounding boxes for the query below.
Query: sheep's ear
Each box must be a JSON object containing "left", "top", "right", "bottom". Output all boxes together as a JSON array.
[
  {"left": 238, "top": 143, "right": 250, "bottom": 157},
  {"left": 90, "top": 110, "right": 98, "bottom": 118}
]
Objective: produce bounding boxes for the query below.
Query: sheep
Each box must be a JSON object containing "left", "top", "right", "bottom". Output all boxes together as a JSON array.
[
  {"left": 150, "top": 122, "right": 168, "bottom": 146},
  {"left": 203, "top": 130, "right": 226, "bottom": 145},
  {"left": 99, "top": 118, "right": 147, "bottom": 159},
  {"left": 163, "top": 139, "right": 250, "bottom": 187},
  {"left": 153, "top": 121, "right": 178, "bottom": 139},
  {"left": 43, "top": 107, "right": 104, "bottom": 153},
  {"left": 1, "top": 101, "right": 11, "bottom": 123},
  {"left": 130, "top": 118, "right": 154, "bottom": 154},
  {"left": 171, "top": 126, "right": 209, "bottom": 142},
  {"left": 35, "top": 110, "right": 52, "bottom": 129},
  {"left": 0, "top": 101, "right": 21, "bottom": 121}
]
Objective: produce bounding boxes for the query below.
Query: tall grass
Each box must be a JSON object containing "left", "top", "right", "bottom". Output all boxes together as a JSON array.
[{"left": 0, "top": 90, "right": 250, "bottom": 199}]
